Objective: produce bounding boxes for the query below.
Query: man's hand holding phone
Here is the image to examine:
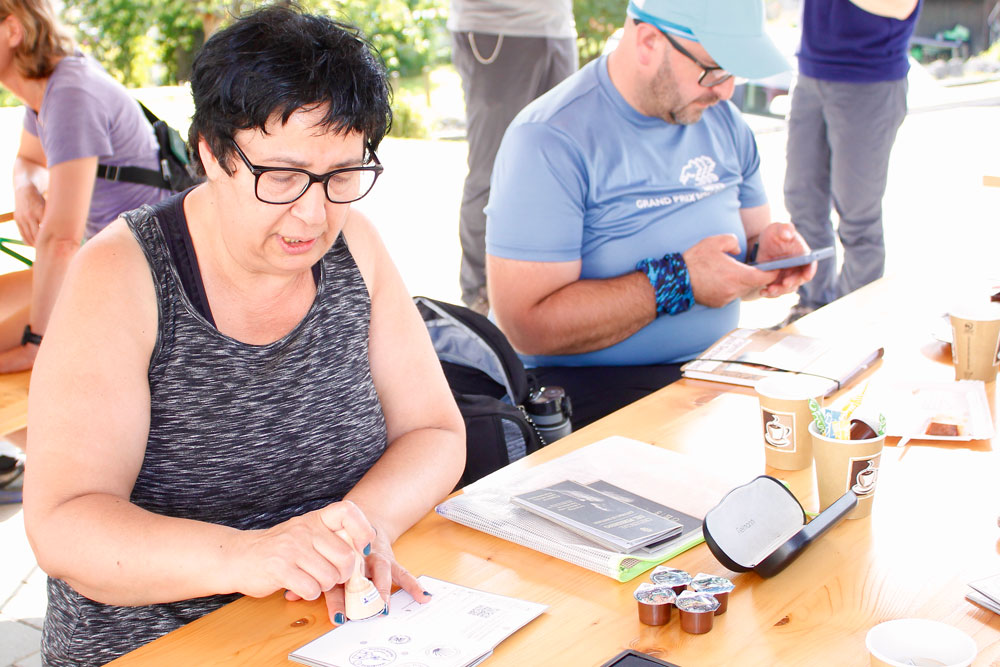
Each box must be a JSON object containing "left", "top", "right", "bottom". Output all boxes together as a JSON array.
[
  {"left": 749, "top": 223, "right": 821, "bottom": 298},
  {"left": 682, "top": 223, "right": 821, "bottom": 308},
  {"left": 749, "top": 246, "right": 833, "bottom": 272}
]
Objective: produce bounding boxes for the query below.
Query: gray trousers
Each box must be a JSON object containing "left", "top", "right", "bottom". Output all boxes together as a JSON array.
[
  {"left": 452, "top": 31, "right": 577, "bottom": 305},
  {"left": 784, "top": 74, "right": 908, "bottom": 309}
]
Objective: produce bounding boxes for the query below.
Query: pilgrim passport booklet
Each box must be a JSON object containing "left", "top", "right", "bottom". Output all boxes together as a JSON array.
[
  {"left": 436, "top": 436, "right": 740, "bottom": 582},
  {"left": 511, "top": 480, "right": 690, "bottom": 553},
  {"left": 289, "top": 576, "right": 546, "bottom": 667},
  {"left": 680, "top": 328, "right": 884, "bottom": 396}
]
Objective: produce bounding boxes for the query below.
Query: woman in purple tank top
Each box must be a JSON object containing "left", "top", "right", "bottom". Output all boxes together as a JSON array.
[
  {"left": 0, "top": 0, "right": 166, "bottom": 379},
  {"left": 23, "top": 6, "right": 465, "bottom": 665}
]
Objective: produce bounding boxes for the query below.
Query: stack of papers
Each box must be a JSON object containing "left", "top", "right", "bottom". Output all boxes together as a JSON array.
[
  {"left": 289, "top": 576, "right": 546, "bottom": 667},
  {"left": 680, "top": 328, "right": 883, "bottom": 395},
  {"left": 966, "top": 574, "right": 1000, "bottom": 614}
]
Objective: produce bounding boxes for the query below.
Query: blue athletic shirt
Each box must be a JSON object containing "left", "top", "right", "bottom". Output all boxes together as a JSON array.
[
  {"left": 485, "top": 55, "right": 767, "bottom": 368},
  {"left": 798, "top": 0, "right": 922, "bottom": 83}
]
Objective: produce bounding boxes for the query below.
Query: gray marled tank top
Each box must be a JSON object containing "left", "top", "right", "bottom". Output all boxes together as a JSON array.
[{"left": 41, "top": 194, "right": 388, "bottom": 666}]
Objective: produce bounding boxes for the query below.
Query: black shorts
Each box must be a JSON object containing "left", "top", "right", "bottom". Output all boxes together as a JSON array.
[{"left": 529, "top": 363, "right": 683, "bottom": 430}]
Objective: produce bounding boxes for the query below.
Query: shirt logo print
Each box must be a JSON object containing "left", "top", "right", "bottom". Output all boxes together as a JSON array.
[
  {"left": 633, "top": 155, "right": 725, "bottom": 209},
  {"left": 679, "top": 155, "right": 720, "bottom": 188}
]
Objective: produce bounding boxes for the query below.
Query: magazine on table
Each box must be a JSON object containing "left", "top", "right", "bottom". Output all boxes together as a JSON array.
[
  {"left": 435, "top": 436, "right": 740, "bottom": 582},
  {"left": 680, "top": 328, "right": 884, "bottom": 396}
]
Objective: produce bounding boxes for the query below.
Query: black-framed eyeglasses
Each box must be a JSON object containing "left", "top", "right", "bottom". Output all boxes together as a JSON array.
[
  {"left": 231, "top": 141, "right": 384, "bottom": 205},
  {"left": 640, "top": 22, "right": 734, "bottom": 88}
]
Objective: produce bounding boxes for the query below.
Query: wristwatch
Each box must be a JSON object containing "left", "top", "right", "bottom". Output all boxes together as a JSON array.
[{"left": 21, "top": 325, "right": 42, "bottom": 346}]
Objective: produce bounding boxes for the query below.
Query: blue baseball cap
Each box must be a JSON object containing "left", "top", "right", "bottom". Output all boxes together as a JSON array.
[{"left": 626, "top": 0, "right": 790, "bottom": 80}]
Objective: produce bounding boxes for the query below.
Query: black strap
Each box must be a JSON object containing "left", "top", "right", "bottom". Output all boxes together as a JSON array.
[
  {"left": 137, "top": 101, "right": 159, "bottom": 125},
  {"left": 95, "top": 100, "right": 170, "bottom": 189},
  {"left": 21, "top": 325, "right": 42, "bottom": 346},
  {"left": 96, "top": 163, "right": 168, "bottom": 189}
]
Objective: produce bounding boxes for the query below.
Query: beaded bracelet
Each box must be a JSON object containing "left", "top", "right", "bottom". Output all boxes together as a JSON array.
[{"left": 636, "top": 253, "right": 695, "bottom": 316}]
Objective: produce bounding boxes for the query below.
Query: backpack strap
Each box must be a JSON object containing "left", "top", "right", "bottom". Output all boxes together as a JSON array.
[
  {"left": 96, "top": 163, "right": 169, "bottom": 189},
  {"left": 95, "top": 100, "right": 173, "bottom": 190},
  {"left": 136, "top": 100, "right": 160, "bottom": 125}
]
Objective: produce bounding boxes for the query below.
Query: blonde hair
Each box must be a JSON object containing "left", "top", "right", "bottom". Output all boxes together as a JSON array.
[{"left": 0, "top": 0, "right": 74, "bottom": 78}]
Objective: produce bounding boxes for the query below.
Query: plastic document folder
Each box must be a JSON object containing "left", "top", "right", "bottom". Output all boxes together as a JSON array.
[{"left": 436, "top": 436, "right": 740, "bottom": 582}]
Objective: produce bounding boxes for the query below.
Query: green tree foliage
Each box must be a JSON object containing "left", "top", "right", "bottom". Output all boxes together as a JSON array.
[
  {"left": 62, "top": 0, "right": 152, "bottom": 86},
  {"left": 574, "top": 0, "right": 628, "bottom": 65},
  {"left": 316, "top": 0, "right": 449, "bottom": 78},
  {"left": 62, "top": 0, "right": 447, "bottom": 86},
  {"left": 0, "top": 87, "right": 19, "bottom": 107},
  {"left": 63, "top": 1, "right": 268, "bottom": 86},
  {"left": 61, "top": 0, "right": 623, "bottom": 86}
]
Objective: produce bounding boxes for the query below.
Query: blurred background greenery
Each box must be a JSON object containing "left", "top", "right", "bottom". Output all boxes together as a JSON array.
[{"left": 1, "top": 0, "right": 630, "bottom": 137}]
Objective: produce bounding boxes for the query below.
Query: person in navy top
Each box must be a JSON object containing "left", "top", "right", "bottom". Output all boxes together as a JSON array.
[{"left": 783, "top": 0, "right": 922, "bottom": 321}]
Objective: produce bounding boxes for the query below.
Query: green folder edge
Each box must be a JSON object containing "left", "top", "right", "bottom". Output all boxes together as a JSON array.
[
  {"left": 615, "top": 482, "right": 816, "bottom": 582},
  {"left": 616, "top": 533, "right": 705, "bottom": 582}
]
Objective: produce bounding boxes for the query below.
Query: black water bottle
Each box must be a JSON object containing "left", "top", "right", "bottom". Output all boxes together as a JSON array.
[{"left": 525, "top": 386, "right": 573, "bottom": 444}]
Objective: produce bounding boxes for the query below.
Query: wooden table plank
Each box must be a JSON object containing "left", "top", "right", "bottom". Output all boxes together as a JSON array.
[{"left": 0, "top": 370, "right": 30, "bottom": 437}]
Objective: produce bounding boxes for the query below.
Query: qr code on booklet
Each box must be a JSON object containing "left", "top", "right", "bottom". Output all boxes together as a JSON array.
[{"left": 468, "top": 605, "right": 498, "bottom": 619}]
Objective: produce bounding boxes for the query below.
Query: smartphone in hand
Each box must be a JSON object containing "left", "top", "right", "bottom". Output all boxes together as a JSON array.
[{"left": 748, "top": 246, "right": 834, "bottom": 272}]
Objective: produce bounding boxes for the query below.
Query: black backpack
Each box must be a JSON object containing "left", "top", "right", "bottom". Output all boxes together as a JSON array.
[
  {"left": 96, "top": 101, "right": 202, "bottom": 193},
  {"left": 414, "top": 296, "right": 546, "bottom": 488}
]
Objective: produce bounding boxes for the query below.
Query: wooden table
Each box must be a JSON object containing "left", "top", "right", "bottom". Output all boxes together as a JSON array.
[
  {"left": 110, "top": 274, "right": 1000, "bottom": 666},
  {"left": 0, "top": 371, "right": 30, "bottom": 437}
]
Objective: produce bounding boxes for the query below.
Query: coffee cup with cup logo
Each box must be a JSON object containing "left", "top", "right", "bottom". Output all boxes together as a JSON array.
[
  {"left": 810, "top": 421, "right": 886, "bottom": 519},
  {"left": 754, "top": 374, "right": 832, "bottom": 471},
  {"left": 949, "top": 303, "right": 1000, "bottom": 382}
]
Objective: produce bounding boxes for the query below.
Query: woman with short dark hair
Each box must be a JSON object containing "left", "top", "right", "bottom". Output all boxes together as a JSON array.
[{"left": 23, "top": 7, "right": 465, "bottom": 665}]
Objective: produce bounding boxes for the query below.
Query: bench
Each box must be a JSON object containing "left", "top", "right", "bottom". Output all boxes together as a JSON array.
[
  {"left": 910, "top": 35, "right": 969, "bottom": 60},
  {"left": 0, "top": 211, "right": 32, "bottom": 439}
]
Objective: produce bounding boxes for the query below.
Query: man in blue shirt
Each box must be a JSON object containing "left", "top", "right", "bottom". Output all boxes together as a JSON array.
[
  {"left": 486, "top": 0, "right": 817, "bottom": 427},
  {"left": 784, "top": 0, "right": 921, "bottom": 320}
]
